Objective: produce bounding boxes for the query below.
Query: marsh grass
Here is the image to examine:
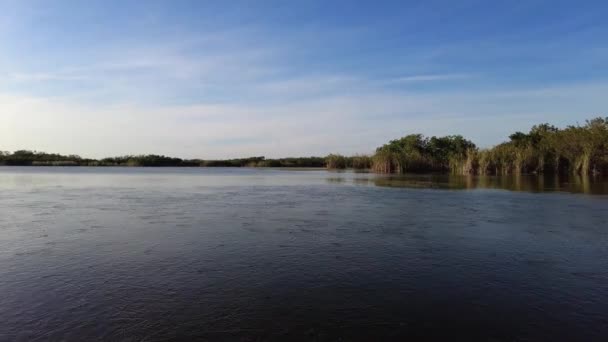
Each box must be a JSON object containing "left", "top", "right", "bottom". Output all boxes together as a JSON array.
[{"left": 370, "top": 117, "right": 608, "bottom": 175}]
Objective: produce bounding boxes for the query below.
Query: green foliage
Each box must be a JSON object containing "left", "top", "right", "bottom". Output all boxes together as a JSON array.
[
  {"left": 372, "top": 134, "right": 476, "bottom": 174},
  {"left": 199, "top": 156, "right": 263, "bottom": 167},
  {"left": 351, "top": 155, "right": 373, "bottom": 170},
  {"left": 262, "top": 157, "right": 325, "bottom": 168},
  {"left": 371, "top": 116, "right": 608, "bottom": 175},
  {"left": 200, "top": 156, "right": 325, "bottom": 167},
  {"left": 325, "top": 154, "right": 348, "bottom": 169},
  {"left": 481, "top": 117, "right": 608, "bottom": 175},
  {"left": 0, "top": 152, "right": 325, "bottom": 168},
  {"left": 0, "top": 150, "right": 86, "bottom": 166},
  {"left": 99, "top": 155, "right": 199, "bottom": 167}
]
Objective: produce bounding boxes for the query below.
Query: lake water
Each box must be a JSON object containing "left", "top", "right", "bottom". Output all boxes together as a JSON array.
[{"left": 1, "top": 167, "right": 607, "bottom": 341}]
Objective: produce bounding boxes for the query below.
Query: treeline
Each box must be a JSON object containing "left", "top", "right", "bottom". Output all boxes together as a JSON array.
[
  {"left": 325, "top": 154, "right": 373, "bottom": 170},
  {"left": 2, "top": 117, "right": 606, "bottom": 175},
  {"left": 0, "top": 150, "right": 93, "bottom": 166},
  {"left": 366, "top": 117, "right": 608, "bottom": 175},
  {"left": 0, "top": 152, "right": 325, "bottom": 168},
  {"left": 200, "top": 156, "right": 325, "bottom": 168}
]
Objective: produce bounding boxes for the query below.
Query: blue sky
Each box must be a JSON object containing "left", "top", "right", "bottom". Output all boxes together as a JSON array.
[{"left": 1, "top": 0, "right": 607, "bottom": 158}]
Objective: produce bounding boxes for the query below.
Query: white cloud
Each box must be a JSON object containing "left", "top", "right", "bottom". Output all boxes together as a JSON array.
[
  {"left": 9, "top": 71, "right": 89, "bottom": 82},
  {"left": 1, "top": 81, "right": 607, "bottom": 158},
  {"left": 386, "top": 74, "right": 472, "bottom": 83}
]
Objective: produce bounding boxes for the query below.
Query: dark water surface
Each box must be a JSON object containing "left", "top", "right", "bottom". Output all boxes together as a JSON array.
[{"left": 1, "top": 167, "right": 607, "bottom": 341}]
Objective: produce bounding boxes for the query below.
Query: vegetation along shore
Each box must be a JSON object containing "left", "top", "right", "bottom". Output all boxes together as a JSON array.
[{"left": 2, "top": 117, "right": 607, "bottom": 175}]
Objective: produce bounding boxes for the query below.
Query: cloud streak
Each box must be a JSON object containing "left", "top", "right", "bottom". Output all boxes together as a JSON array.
[
  {"left": 2, "top": 81, "right": 607, "bottom": 159},
  {"left": 386, "top": 74, "right": 472, "bottom": 83}
]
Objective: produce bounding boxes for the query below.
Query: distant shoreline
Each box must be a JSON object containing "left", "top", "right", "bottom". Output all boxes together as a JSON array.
[
  {"left": 0, "top": 164, "right": 329, "bottom": 169},
  {"left": 0, "top": 155, "right": 329, "bottom": 168},
  {"left": 2, "top": 116, "right": 607, "bottom": 175}
]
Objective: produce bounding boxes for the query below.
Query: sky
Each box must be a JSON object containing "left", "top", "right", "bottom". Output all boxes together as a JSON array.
[{"left": 1, "top": 0, "right": 607, "bottom": 159}]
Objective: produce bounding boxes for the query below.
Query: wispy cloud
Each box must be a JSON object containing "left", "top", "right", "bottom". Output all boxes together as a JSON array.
[
  {"left": 1, "top": 34, "right": 284, "bottom": 105},
  {"left": 2, "top": 81, "right": 606, "bottom": 158},
  {"left": 386, "top": 74, "right": 472, "bottom": 83},
  {"left": 9, "top": 71, "right": 89, "bottom": 82}
]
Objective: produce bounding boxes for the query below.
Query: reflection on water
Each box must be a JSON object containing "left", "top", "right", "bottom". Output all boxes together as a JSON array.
[
  {"left": 333, "top": 173, "right": 608, "bottom": 195},
  {"left": 1, "top": 167, "right": 607, "bottom": 195}
]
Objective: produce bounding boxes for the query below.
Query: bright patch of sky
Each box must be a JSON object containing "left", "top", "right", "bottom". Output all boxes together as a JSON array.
[{"left": 1, "top": 0, "right": 607, "bottom": 158}]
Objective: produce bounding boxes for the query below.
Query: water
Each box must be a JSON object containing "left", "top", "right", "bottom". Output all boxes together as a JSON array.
[{"left": 1, "top": 167, "right": 607, "bottom": 341}]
